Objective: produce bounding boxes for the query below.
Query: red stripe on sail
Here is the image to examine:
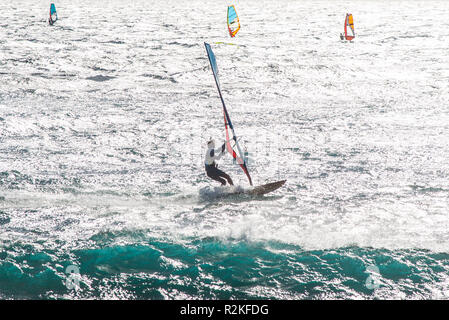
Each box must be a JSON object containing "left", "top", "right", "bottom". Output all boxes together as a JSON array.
[{"left": 223, "top": 110, "right": 253, "bottom": 185}]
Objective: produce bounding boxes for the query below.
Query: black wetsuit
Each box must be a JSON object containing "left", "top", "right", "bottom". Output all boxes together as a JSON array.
[
  {"left": 205, "top": 163, "right": 233, "bottom": 186},
  {"left": 205, "top": 143, "right": 233, "bottom": 186}
]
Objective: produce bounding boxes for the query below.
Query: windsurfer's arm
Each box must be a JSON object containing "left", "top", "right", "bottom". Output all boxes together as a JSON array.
[
  {"left": 212, "top": 140, "right": 234, "bottom": 160},
  {"left": 214, "top": 146, "right": 224, "bottom": 160},
  {"left": 219, "top": 139, "right": 229, "bottom": 154}
]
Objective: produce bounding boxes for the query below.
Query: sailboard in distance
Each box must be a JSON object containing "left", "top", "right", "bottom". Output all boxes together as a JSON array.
[
  {"left": 227, "top": 5, "right": 241, "bottom": 38},
  {"left": 48, "top": 3, "right": 58, "bottom": 25},
  {"left": 344, "top": 13, "right": 355, "bottom": 41}
]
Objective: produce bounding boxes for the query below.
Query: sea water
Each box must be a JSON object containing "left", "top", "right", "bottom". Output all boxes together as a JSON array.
[{"left": 1, "top": 0, "right": 449, "bottom": 299}]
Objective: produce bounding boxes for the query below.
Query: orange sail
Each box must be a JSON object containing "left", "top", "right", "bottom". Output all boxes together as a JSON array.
[{"left": 344, "top": 13, "right": 355, "bottom": 41}]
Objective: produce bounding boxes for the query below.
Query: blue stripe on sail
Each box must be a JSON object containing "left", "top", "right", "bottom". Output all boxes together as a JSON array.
[
  {"left": 50, "top": 3, "right": 57, "bottom": 15},
  {"left": 204, "top": 43, "right": 219, "bottom": 84},
  {"left": 228, "top": 6, "right": 237, "bottom": 22}
]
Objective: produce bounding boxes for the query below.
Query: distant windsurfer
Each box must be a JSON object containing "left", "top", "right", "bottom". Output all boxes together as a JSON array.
[
  {"left": 340, "top": 33, "right": 344, "bottom": 40},
  {"left": 48, "top": 4, "right": 57, "bottom": 26},
  {"left": 205, "top": 139, "right": 234, "bottom": 186}
]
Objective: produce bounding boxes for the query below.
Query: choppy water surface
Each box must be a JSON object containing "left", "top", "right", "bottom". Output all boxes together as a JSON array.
[{"left": 1, "top": 0, "right": 449, "bottom": 299}]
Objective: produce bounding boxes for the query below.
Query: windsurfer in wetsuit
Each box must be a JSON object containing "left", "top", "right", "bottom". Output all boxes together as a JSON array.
[
  {"left": 340, "top": 33, "right": 344, "bottom": 40},
  {"left": 205, "top": 139, "right": 234, "bottom": 186}
]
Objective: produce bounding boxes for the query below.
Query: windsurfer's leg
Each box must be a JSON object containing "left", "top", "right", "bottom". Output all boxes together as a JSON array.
[
  {"left": 221, "top": 173, "right": 233, "bottom": 186},
  {"left": 207, "top": 172, "right": 226, "bottom": 185},
  {"left": 214, "top": 168, "right": 233, "bottom": 186},
  {"left": 206, "top": 166, "right": 227, "bottom": 185},
  {"left": 214, "top": 176, "right": 227, "bottom": 185}
]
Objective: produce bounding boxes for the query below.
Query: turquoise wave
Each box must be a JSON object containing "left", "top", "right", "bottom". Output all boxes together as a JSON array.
[{"left": 1, "top": 238, "right": 449, "bottom": 299}]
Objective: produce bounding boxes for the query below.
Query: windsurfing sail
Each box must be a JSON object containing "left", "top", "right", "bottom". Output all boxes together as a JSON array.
[
  {"left": 227, "top": 5, "right": 241, "bottom": 38},
  {"left": 204, "top": 42, "right": 253, "bottom": 186},
  {"left": 344, "top": 13, "right": 355, "bottom": 41},
  {"left": 49, "top": 3, "right": 58, "bottom": 24}
]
